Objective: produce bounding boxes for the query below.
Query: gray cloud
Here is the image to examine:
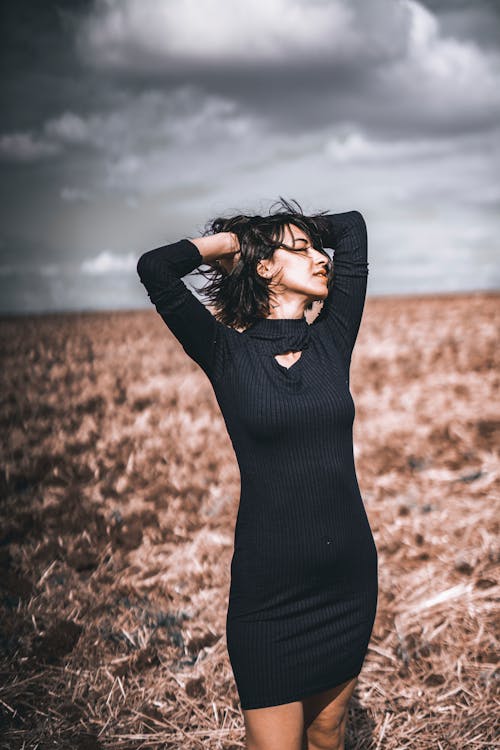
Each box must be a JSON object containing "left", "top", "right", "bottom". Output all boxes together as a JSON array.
[
  {"left": 76, "top": 0, "right": 410, "bottom": 71},
  {"left": 0, "top": 0, "right": 499, "bottom": 312},
  {"left": 73, "top": 0, "right": 500, "bottom": 137},
  {"left": 420, "top": 1, "right": 500, "bottom": 49},
  {"left": 0, "top": 132, "right": 62, "bottom": 162}
]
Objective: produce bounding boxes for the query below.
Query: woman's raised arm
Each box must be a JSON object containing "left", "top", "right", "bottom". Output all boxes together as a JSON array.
[
  {"left": 136, "top": 232, "right": 238, "bottom": 381},
  {"left": 315, "top": 210, "right": 369, "bottom": 373}
]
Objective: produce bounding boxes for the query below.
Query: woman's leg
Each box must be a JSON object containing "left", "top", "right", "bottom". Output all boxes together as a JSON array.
[
  {"left": 243, "top": 699, "right": 305, "bottom": 750},
  {"left": 302, "top": 676, "right": 358, "bottom": 750}
]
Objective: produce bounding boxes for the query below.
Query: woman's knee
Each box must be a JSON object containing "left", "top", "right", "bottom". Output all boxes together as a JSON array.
[
  {"left": 303, "top": 677, "right": 356, "bottom": 750},
  {"left": 306, "top": 710, "right": 346, "bottom": 750}
]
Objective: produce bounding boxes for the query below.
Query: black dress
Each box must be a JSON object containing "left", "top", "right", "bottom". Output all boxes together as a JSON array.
[{"left": 137, "top": 210, "right": 378, "bottom": 710}]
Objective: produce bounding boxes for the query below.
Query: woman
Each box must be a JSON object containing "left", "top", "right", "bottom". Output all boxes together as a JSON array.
[{"left": 137, "top": 198, "right": 378, "bottom": 750}]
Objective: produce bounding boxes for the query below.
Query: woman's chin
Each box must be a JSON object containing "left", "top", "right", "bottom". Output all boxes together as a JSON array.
[{"left": 312, "top": 289, "right": 329, "bottom": 303}]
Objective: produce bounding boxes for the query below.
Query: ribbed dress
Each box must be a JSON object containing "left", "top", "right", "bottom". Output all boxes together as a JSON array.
[{"left": 137, "top": 210, "right": 378, "bottom": 710}]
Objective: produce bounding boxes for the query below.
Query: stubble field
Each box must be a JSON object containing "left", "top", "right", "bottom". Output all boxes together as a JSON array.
[{"left": 0, "top": 291, "right": 498, "bottom": 749}]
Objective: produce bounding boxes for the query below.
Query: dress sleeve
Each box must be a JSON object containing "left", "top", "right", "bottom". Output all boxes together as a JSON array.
[
  {"left": 315, "top": 210, "right": 369, "bottom": 372},
  {"left": 136, "top": 238, "right": 227, "bottom": 382}
]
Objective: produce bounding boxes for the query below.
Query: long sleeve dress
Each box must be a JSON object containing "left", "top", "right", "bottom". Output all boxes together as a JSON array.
[{"left": 136, "top": 211, "right": 378, "bottom": 710}]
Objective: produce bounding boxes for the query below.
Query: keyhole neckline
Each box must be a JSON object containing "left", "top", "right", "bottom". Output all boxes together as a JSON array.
[
  {"left": 244, "top": 315, "right": 311, "bottom": 376},
  {"left": 274, "top": 350, "right": 304, "bottom": 370}
]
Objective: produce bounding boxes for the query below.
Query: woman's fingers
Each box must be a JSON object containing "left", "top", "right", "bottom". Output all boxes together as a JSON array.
[
  {"left": 229, "top": 232, "right": 240, "bottom": 254},
  {"left": 221, "top": 250, "right": 241, "bottom": 273},
  {"left": 208, "top": 247, "right": 241, "bottom": 274}
]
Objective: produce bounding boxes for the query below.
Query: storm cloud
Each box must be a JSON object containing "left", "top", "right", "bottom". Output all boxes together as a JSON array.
[{"left": 1, "top": 0, "right": 498, "bottom": 312}]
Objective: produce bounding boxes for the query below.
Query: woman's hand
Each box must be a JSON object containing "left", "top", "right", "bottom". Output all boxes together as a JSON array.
[
  {"left": 216, "top": 232, "right": 241, "bottom": 273},
  {"left": 191, "top": 231, "right": 240, "bottom": 271}
]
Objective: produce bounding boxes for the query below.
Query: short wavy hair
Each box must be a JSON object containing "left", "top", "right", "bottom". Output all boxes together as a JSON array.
[{"left": 193, "top": 197, "right": 333, "bottom": 330}]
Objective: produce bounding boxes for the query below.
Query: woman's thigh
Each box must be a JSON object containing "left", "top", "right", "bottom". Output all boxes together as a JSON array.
[
  {"left": 241, "top": 677, "right": 358, "bottom": 749},
  {"left": 243, "top": 699, "right": 305, "bottom": 750}
]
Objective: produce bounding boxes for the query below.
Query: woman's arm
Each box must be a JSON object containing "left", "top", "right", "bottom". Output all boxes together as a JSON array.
[
  {"left": 316, "top": 211, "right": 368, "bottom": 372},
  {"left": 136, "top": 232, "right": 239, "bottom": 381}
]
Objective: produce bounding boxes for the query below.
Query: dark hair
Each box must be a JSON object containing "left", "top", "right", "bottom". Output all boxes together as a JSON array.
[{"left": 193, "top": 197, "right": 332, "bottom": 330}]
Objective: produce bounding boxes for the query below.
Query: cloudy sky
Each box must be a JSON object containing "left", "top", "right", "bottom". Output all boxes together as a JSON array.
[{"left": 1, "top": 0, "right": 499, "bottom": 313}]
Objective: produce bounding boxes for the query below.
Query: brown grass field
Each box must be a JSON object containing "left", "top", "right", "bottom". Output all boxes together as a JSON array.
[{"left": 0, "top": 291, "right": 499, "bottom": 749}]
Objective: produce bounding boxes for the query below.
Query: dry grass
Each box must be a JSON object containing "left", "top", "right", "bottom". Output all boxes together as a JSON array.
[{"left": 0, "top": 290, "right": 498, "bottom": 749}]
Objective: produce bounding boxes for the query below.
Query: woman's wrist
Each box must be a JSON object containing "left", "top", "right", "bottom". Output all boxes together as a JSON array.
[
  {"left": 190, "top": 232, "right": 241, "bottom": 272},
  {"left": 227, "top": 231, "right": 240, "bottom": 255},
  {"left": 190, "top": 232, "right": 238, "bottom": 262}
]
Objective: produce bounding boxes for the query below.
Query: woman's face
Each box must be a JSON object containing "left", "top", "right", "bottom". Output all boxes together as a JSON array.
[{"left": 258, "top": 223, "right": 330, "bottom": 303}]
